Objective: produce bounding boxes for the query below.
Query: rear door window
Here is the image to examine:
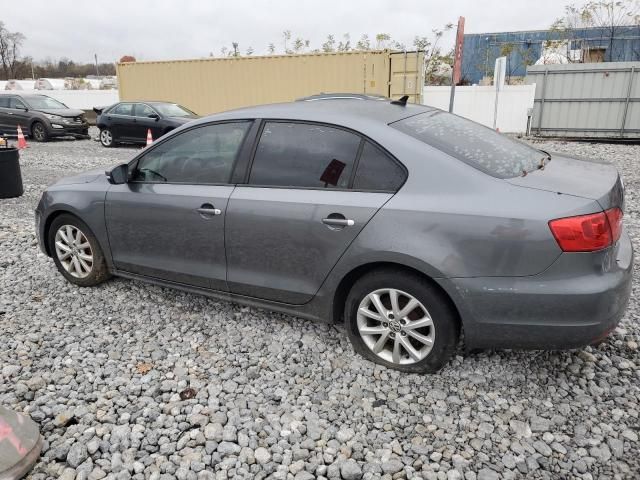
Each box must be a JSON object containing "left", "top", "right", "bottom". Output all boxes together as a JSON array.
[
  {"left": 249, "top": 122, "right": 360, "bottom": 189},
  {"left": 0, "top": 97, "right": 10, "bottom": 108},
  {"left": 112, "top": 103, "right": 134, "bottom": 116},
  {"left": 391, "top": 111, "right": 547, "bottom": 179},
  {"left": 10, "top": 98, "right": 26, "bottom": 109},
  {"left": 353, "top": 141, "right": 406, "bottom": 191}
]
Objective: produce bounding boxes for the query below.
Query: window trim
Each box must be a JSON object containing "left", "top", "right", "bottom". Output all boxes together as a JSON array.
[
  {"left": 133, "top": 102, "right": 159, "bottom": 118},
  {"left": 110, "top": 102, "right": 135, "bottom": 117},
  {"left": 127, "top": 119, "right": 256, "bottom": 186},
  {"left": 243, "top": 118, "right": 408, "bottom": 193}
]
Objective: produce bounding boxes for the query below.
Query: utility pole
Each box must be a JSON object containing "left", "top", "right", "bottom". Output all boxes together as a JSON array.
[{"left": 448, "top": 16, "right": 465, "bottom": 113}]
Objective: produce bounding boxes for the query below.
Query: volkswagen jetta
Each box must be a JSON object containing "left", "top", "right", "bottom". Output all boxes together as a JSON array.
[{"left": 35, "top": 98, "right": 633, "bottom": 373}]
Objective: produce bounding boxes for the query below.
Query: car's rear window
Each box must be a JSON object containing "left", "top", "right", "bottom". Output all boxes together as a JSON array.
[{"left": 390, "top": 111, "right": 547, "bottom": 179}]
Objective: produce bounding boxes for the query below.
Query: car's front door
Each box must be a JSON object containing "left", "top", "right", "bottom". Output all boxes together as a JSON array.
[
  {"left": 107, "top": 103, "right": 136, "bottom": 140},
  {"left": 7, "top": 97, "right": 31, "bottom": 132},
  {"left": 0, "top": 96, "right": 12, "bottom": 133},
  {"left": 133, "top": 103, "right": 164, "bottom": 141},
  {"left": 225, "top": 121, "right": 404, "bottom": 304},
  {"left": 105, "top": 121, "right": 254, "bottom": 289}
]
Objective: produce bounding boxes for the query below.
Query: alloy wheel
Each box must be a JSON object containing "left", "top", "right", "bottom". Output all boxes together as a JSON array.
[
  {"left": 33, "top": 123, "right": 46, "bottom": 141},
  {"left": 100, "top": 129, "right": 112, "bottom": 146},
  {"left": 357, "top": 288, "right": 435, "bottom": 365},
  {"left": 54, "top": 225, "right": 93, "bottom": 279}
]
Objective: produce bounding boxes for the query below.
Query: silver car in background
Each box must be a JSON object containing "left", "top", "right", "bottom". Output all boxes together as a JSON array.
[{"left": 35, "top": 98, "right": 633, "bottom": 373}]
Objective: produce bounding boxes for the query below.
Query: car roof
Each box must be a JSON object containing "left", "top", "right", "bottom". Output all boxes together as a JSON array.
[{"left": 197, "top": 99, "right": 435, "bottom": 128}]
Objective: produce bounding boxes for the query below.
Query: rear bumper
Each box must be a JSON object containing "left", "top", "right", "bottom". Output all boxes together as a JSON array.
[{"left": 452, "top": 229, "right": 634, "bottom": 350}]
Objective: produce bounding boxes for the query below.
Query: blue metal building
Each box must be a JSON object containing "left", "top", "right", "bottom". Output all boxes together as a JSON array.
[{"left": 461, "top": 26, "right": 640, "bottom": 84}]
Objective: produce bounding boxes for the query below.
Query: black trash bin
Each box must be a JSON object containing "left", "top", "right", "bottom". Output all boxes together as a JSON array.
[{"left": 0, "top": 147, "right": 24, "bottom": 199}]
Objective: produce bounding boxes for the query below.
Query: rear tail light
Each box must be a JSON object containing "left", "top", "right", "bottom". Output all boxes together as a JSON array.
[{"left": 549, "top": 207, "right": 623, "bottom": 252}]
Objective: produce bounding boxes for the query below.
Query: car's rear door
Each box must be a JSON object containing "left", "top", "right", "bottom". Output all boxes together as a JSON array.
[
  {"left": 225, "top": 121, "right": 406, "bottom": 304},
  {"left": 105, "top": 121, "right": 254, "bottom": 290}
]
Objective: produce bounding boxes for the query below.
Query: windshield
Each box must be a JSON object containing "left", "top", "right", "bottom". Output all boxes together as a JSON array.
[
  {"left": 153, "top": 103, "right": 194, "bottom": 117},
  {"left": 391, "top": 111, "right": 548, "bottom": 179},
  {"left": 25, "top": 96, "right": 68, "bottom": 110}
]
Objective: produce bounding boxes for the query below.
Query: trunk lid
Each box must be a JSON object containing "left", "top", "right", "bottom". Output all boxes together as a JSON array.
[{"left": 506, "top": 152, "right": 624, "bottom": 211}]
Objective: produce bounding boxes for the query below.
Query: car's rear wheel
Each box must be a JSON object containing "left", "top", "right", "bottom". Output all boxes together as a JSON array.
[
  {"left": 99, "top": 128, "right": 114, "bottom": 147},
  {"left": 345, "top": 269, "right": 459, "bottom": 373},
  {"left": 47, "top": 214, "right": 110, "bottom": 287},
  {"left": 31, "top": 121, "right": 48, "bottom": 142}
]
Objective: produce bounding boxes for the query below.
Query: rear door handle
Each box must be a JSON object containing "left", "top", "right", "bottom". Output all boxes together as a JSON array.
[{"left": 322, "top": 218, "right": 355, "bottom": 227}]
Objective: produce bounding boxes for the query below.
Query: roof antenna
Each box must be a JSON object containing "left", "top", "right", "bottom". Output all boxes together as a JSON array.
[{"left": 391, "top": 95, "right": 409, "bottom": 106}]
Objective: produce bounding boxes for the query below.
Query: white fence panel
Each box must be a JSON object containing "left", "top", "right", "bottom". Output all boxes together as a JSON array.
[
  {"left": 422, "top": 85, "right": 536, "bottom": 133},
  {"left": 13, "top": 89, "right": 120, "bottom": 110}
]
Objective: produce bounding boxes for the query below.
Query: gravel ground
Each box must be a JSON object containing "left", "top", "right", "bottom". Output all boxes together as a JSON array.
[{"left": 1, "top": 134, "right": 639, "bottom": 480}]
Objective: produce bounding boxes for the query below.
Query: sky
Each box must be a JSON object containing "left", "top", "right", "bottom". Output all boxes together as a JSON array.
[{"left": 3, "top": 0, "right": 572, "bottom": 64}]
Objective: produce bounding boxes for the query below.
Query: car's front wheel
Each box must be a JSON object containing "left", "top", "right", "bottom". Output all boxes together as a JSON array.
[
  {"left": 47, "top": 214, "right": 111, "bottom": 287},
  {"left": 99, "top": 128, "right": 114, "bottom": 147},
  {"left": 31, "top": 121, "right": 49, "bottom": 142},
  {"left": 345, "top": 269, "right": 459, "bottom": 373}
]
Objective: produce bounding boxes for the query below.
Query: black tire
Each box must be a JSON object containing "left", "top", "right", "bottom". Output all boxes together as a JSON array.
[
  {"left": 47, "top": 214, "right": 111, "bottom": 287},
  {"left": 99, "top": 128, "right": 114, "bottom": 147},
  {"left": 31, "top": 121, "right": 49, "bottom": 142},
  {"left": 345, "top": 268, "right": 460, "bottom": 373}
]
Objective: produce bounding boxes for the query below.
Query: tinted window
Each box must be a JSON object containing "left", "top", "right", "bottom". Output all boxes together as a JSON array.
[
  {"left": 353, "top": 142, "right": 405, "bottom": 191},
  {"left": 391, "top": 111, "right": 547, "bottom": 179},
  {"left": 0, "top": 97, "right": 10, "bottom": 108},
  {"left": 10, "top": 98, "right": 26, "bottom": 109},
  {"left": 132, "top": 122, "right": 251, "bottom": 184},
  {"left": 250, "top": 122, "right": 360, "bottom": 188},
  {"left": 112, "top": 103, "right": 134, "bottom": 116},
  {"left": 135, "top": 104, "right": 155, "bottom": 117}
]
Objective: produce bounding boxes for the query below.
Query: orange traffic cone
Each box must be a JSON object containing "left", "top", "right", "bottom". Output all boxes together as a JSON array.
[
  {"left": 17, "top": 125, "right": 28, "bottom": 149},
  {"left": 146, "top": 129, "right": 153, "bottom": 147}
]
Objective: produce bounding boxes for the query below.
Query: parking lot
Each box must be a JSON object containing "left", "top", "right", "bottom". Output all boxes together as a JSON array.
[{"left": 1, "top": 135, "right": 639, "bottom": 479}]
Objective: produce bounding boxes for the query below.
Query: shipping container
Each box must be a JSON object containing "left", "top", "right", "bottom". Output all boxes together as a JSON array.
[
  {"left": 116, "top": 50, "right": 424, "bottom": 115},
  {"left": 527, "top": 62, "right": 640, "bottom": 140}
]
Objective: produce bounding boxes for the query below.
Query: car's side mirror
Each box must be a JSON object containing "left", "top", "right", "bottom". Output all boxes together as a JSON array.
[
  {"left": 106, "top": 163, "right": 129, "bottom": 184},
  {"left": 148, "top": 113, "right": 160, "bottom": 121}
]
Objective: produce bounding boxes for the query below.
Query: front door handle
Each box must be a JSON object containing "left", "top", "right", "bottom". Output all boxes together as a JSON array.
[
  {"left": 322, "top": 217, "right": 355, "bottom": 227},
  {"left": 197, "top": 203, "right": 222, "bottom": 216}
]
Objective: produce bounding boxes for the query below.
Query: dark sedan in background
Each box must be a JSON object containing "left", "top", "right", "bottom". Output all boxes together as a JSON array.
[
  {"left": 95, "top": 101, "right": 198, "bottom": 147},
  {"left": 0, "top": 93, "right": 89, "bottom": 141}
]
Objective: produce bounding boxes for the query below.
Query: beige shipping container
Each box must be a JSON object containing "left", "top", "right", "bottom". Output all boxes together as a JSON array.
[{"left": 117, "top": 50, "right": 424, "bottom": 115}]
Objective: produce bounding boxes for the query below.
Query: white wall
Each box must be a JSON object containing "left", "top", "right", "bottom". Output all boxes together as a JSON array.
[
  {"left": 8, "top": 89, "right": 119, "bottom": 110},
  {"left": 422, "top": 84, "right": 536, "bottom": 133}
]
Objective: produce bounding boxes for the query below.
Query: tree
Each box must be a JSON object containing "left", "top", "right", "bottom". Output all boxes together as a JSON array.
[
  {"left": 550, "top": 0, "right": 640, "bottom": 62},
  {"left": 356, "top": 34, "right": 371, "bottom": 50},
  {"left": 375, "top": 33, "right": 391, "bottom": 49},
  {"left": 0, "top": 22, "right": 25, "bottom": 79},
  {"left": 246, "top": 46, "right": 254, "bottom": 56},
  {"left": 231, "top": 42, "right": 239, "bottom": 57},
  {"left": 119, "top": 55, "right": 136, "bottom": 63},
  {"left": 322, "top": 34, "right": 336, "bottom": 52},
  {"left": 337, "top": 33, "right": 351, "bottom": 52},
  {"left": 283, "top": 30, "right": 292, "bottom": 54},
  {"left": 267, "top": 43, "right": 276, "bottom": 54},
  {"left": 293, "top": 37, "right": 305, "bottom": 53}
]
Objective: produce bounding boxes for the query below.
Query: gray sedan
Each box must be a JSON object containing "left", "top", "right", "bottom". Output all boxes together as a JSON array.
[{"left": 35, "top": 98, "right": 633, "bottom": 373}]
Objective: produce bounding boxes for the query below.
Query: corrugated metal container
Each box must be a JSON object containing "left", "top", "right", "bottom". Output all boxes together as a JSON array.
[
  {"left": 527, "top": 62, "right": 640, "bottom": 139},
  {"left": 117, "top": 50, "right": 424, "bottom": 115}
]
